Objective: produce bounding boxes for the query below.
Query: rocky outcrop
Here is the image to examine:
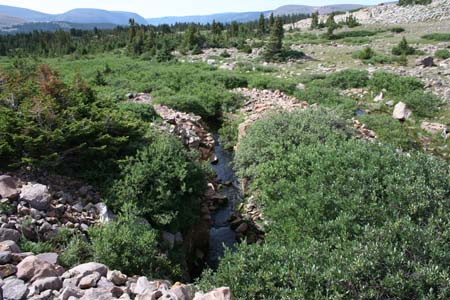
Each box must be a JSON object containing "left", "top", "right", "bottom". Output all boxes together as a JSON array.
[{"left": 286, "top": 0, "right": 450, "bottom": 29}]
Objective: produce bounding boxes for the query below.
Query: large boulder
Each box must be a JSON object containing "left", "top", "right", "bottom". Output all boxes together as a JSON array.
[
  {"left": 66, "top": 262, "right": 108, "bottom": 278},
  {"left": 2, "top": 278, "right": 29, "bottom": 300},
  {"left": 16, "top": 255, "right": 59, "bottom": 282},
  {"left": 106, "top": 270, "right": 127, "bottom": 286},
  {"left": 59, "top": 286, "right": 84, "bottom": 300},
  {"left": 78, "top": 272, "right": 101, "bottom": 289},
  {"left": 415, "top": 56, "right": 435, "bottom": 67},
  {"left": 0, "top": 264, "right": 17, "bottom": 279},
  {"left": 94, "top": 203, "right": 116, "bottom": 224},
  {"left": 20, "top": 183, "right": 51, "bottom": 210},
  {"left": 31, "top": 276, "right": 62, "bottom": 293},
  {"left": 0, "top": 251, "right": 12, "bottom": 264},
  {"left": 79, "top": 287, "right": 114, "bottom": 300},
  {"left": 392, "top": 102, "right": 412, "bottom": 121},
  {"left": 0, "top": 241, "right": 20, "bottom": 253},
  {"left": 0, "top": 229, "right": 20, "bottom": 243},
  {"left": 194, "top": 287, "right": 231, "bottom": 300},
  {"left": 0, "top": 175, "right": 19, "bottom": 200},
  {"left": 171, "top": 282, "right": 194, "bottom": 300},
  {"left": 130, "top": 276, "right": 158, "bottom": 295}
]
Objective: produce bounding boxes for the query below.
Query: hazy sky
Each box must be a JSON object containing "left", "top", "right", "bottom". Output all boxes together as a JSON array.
[{"left": 1, "top": 0, "right": 384, "bottom": 18}]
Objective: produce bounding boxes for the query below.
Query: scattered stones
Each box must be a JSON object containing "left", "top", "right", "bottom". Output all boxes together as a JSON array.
[
  {"left": 392, "top": 102, "right": 412, "bottom": 121},
  {"left": 20, "top": 183, "right": 51, "bottom": 210}
]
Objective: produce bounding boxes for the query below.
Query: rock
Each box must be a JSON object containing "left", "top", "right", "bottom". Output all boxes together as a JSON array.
[
  {"left": 130, "top": 277, "right": 157, "bottom": 295},
  {"left": 235, "top": 223, "right": 248, "bottom": 234},
  {"left": 94, "top": 203, "right": 115, "bottom": 224},
  {"left": 373, "top": 92, "right": 384, "bottom": 102},
  {"left": 385, "top": 100, "right": 394, "bottom": 107},
  {"left": 16, "top": 256, "right": 59, "bottom": 282},
  {"left": 193, "top": 287, "right": 231, "bottom": 300},
  {"left": 174, "top": 232, "right": 183, "bottom": 245},
  {"left": 0, "top": 251, "right": 11, "bottom": 264},
  {"left": 171, "top": 282, "right": 194, "bottom": 300},
  {"left": 67, "top": 262, "right": 108, "bottom": 278},
  {"left": 96, "top": 277, "right": 123, "bottom": 297},
  {"left": 0, "top": 264, "right": 17, "bottom": 279},
  {"left": 20, "top": 183, "right": 51, "bottom": 210},
  {"left": 59, "top": 286, "right": 84, "bottom": 300},
  {"left": 2, "top": 278, "right": 29, "bottom": 300},
  {"left": 0, "top": 229, "right": 20, "bottom": 243},
  {"left": 420, "top": 122, "right": 447, "bottom": 134},
  {"left": 0, "top": 175, "right": 19, "bottom": 200},
  {"left": 32, "top": 276, "right": 62, "bottom": 293},
  {"left": 161, "top": 231, "right": 175, "bottom": 250},
  {"left": 107, "top": 270, "right": 127, "bottom": 286},
  {"left": 36, "top": 253, "right": 59, "bottom": 265},
  {"left": 415, "top": 56, "right": 435, "bottom": 67},
  {"left": 296, "top": 83, "right": 306, "bottom": 90},
  {"left": 0, "top": 241, "right": 20, "bottom": 253},
  {"left": 79, "top": 288, "right": 114, "bottom": 300},
  {"left": 78, "top": 272, "right": 101, "bottom": 289},
  {"left": 392, "top": 102, "right": 412, "bottom": 121}
]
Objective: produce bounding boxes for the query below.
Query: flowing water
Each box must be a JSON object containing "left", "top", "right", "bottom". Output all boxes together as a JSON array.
[{"left": 207, "top": 134, "right": 242, "bottom": 269}]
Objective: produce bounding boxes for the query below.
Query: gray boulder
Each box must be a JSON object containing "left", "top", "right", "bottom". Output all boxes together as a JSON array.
[
  {"left": 0, "top": 251, "right": 11, "bottom": 264},
  {"left": 392, "top": 102, "right": 412, "bottom": 121},
  {"left": 0, "top": 176, "right": 19, "bottom": 200},
  {"left": 2, "top": 278, "right": 29, "bottom": 300},
  {"left": 66, "top": 262, "right": 108, "bottom": 278},
  {"left": 0, "top": 229, "right": 20, "bottom": 243},
  {"left": 0, "top": 241, "right": 20, "bottom": 253},
  {"left": 31, "top": 276, "right": 62, "bottom": 293},
  {"left": 20, "top": 183, "right": 51, "bottom": 210}
]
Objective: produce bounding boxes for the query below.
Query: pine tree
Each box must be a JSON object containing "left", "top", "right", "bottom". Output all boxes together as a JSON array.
[
  {"left": 258, "top": 13, "right": 266, "bottom": 35},
  {"left": 269, "top": 13, "right": 275, "bottom": 28},
  {"left": 325, "top": 13, "right": 338, "bottom": 36},
  {"left": 264, "top": 16, "right": 284, "bottom": 61},
  {"left": 310, "top": 11, "right": 319, "bottom": 30}
]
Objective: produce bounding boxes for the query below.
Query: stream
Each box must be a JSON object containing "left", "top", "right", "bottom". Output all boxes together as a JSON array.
[{"left": 207, "top": 134, "right": 242, "bottom": 269}]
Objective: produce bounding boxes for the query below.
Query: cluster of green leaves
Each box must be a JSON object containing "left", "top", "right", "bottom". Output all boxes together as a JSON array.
[
  {"left": 107, "top": 132, "right": 206, "bottom": 232},
  {"left": 422, "top": 33, "right": 450, "bottom": 42},
  {"left": 352, "top": 46, "right": 402, "bottom": 65},
  {"left": 324, "top": 69, "right": 369, "bottom": 89},
  {"left": 0, "top": 60, "right": 149, "bottom": 181},
  {"left": 199, "top": 109, "right": 450, "bottom": 300}
]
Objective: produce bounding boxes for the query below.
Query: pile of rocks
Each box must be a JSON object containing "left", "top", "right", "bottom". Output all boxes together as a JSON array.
[
  {"left": 128, "top": 93, "right": 215, "bottom": 161},
  {"left": 286, "top": 0, "right": 450, "bottom": 29},
  {"left": 233, "top": 88, "right": 309, "bottom": 145},
  {"left": 0, "top": 175, "right": 113, "bottom": 244},
  {"left": 0, "top": 243, "right": 231, "bottom": 300},
  {"left": 352, "top": 119, "right": 377, "bottom": 141}
]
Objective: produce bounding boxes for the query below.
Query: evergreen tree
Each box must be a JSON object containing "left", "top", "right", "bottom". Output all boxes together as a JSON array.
[
  {"left": 310, "top": 11, "right": 319, "bottom": 30},
  {"left": 325, "top": 13, "right": 338, "bottom": 36},
  {"left": 258, "top": 13, "right": 266, "bottom": 35},
  {"left": 269, "top": 13, "right": 275, "bottom": 28},
  {"left": 264, "top": 16, "right": 284, "bottom": 61}
]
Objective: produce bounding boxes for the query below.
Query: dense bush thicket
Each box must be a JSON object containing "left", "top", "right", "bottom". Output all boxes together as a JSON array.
[
  {"left": 399, "top": 0, "right": 432, "bottom": 5},
  {"left": 199, "top": 109, "right": 450, "bottom": 299},
  {"left": 435, "top": 49, "right": 450, "bottom": 59},
  {"left": 0, "top": 60, "right": 148, "bottom": 180},
  {"left": 107, "top": 133, "right": 206, "bottom": 231}
]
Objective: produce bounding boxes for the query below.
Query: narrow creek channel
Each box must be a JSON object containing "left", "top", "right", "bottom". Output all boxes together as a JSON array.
[{"left": 207, "top": 134, "right": 242, "bottom": 269}]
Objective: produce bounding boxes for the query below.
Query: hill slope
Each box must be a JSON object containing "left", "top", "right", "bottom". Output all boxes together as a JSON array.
[
  {"left": 273, "top": 4, "right": 365, "bottom": 15},
  {"left": 0, "top": 5, "right": 50, "bottom": 21},
  {"left": 147, "top": 11, "right": 269, "bottom": 25}
]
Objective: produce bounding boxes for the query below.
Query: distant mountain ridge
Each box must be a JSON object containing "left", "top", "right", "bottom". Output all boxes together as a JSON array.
[
  {"left": 0, "top": 5, "right": 147, "bottom": 26},
  {"left": 0, "top": 3, "right": 369, "bottom": 32}
]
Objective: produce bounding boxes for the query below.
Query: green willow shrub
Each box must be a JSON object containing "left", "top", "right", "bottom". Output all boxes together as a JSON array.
[
  {"left": 358, "top": 114, "right": 418, "bottom": 150},
  {"left": 392, "top": 37, "right": 416, "bottom": 56},
  {"left": 58, "top": 234, "right": 92, "bottom": 268},
  {"left": 108, "top": 132, "right": 206, "bottom": 231},
  {"left": 294, "top": 86, "right": 356, "bottom": 116},
  {"left": 325, "top": 69, "right": 369, "bottom": 89},
  {"left": 422, "top": 33, "right": 450, "bottom": 41},
  {"left": 89, "top": 213, "right": 179, "bottom": 278},
  {"left": 369, "top": 71, "right": 424, "bottom": 96},
  {"left": 435, "top": 49, "right": 450, "bottom": 59},
  {"left": 200, "top": 109, "right": 450, "bottom": 300},
  {"left": 402, "top": 90, "right": 442, "bottom": 118}
]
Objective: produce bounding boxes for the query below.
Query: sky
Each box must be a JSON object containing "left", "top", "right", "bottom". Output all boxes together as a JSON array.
[{"left": 1, "top": 0, "right": 384, "bottom": 18}]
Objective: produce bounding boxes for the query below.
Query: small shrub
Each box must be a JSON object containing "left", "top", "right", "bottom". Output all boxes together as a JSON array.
[
  {"left": 116, "top": 102, "right": 158, "bottom": 122},
  {"left": 220, "top": 51, "right": 231, "bottom": 58},
  {"left": 435, "top": 49, "right": 450, "bottom": 60},
  {"left": 402, "top": 90, "right": 441, "bottom": 118},
  {"left": 390, "top": 27, "right": 406, "bottom": 33},
  {"left": 399, "top": 0, "right": 432, "bottom": 6},
  {"left": 350, "top": 48, "right": 364, "bottom": 61},
  {"left": 422, "top": 33, "right": 450, "bottom": 42},
  {"left": 58, "top": 234, "right": 92, "bottom": 268},
  {"left": 392, "top": 37, "right": 416, "bottom": 56},
  {"left": 330, "top": 30, "right": 378, "bottom": 40},
  {"left": 325, "top": 69, "right": 369, "bottom": 89},
  {"left": 295, "top": 86, "right": 356, "bottom": 116},
  {"left": 89, "top": 213, "right": 179, "bottom": 278},
  {"left": 18, "top": 239, "right": 54, "bottom": 254}
]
